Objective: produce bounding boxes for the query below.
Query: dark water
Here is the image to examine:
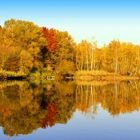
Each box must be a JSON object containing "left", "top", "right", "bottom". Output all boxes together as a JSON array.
[{"left": 0, "top": 80, "right": 140, "bottom": 140}]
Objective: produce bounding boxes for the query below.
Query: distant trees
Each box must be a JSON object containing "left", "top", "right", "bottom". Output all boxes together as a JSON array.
[
  {"left": 75, "top": 40, "right": 140, "bottom": 77},
  {"left": 102, "top": 41, "right": 140, "bottom": 76}
]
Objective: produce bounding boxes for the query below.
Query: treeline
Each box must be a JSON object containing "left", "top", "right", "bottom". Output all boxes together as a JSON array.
[
  {"left": 76, "top": 40, "right": 140, "bottom": 76},
  {"left": 0, "top": 19, "right": 140, "bottom": 78}
]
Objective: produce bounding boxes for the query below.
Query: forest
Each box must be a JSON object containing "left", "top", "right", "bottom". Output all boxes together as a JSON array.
[{"left": 0, "top": 19, "right": 140, "bottom": 80}]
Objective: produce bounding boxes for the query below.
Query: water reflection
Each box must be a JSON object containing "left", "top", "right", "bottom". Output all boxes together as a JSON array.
[
  {"left": 0, "top": 80, "right": 140, "bottom": 137},
  {"left": 76, "top": 81, "right": 140, "bottom": 115}
]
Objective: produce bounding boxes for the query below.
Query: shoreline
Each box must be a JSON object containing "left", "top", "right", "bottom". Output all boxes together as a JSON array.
[
  {"left": 75, "top": 70, "right": 140, "bottom": 81},
  {"left": 0, "top": 70, "right": 139, "bottom": 82}
]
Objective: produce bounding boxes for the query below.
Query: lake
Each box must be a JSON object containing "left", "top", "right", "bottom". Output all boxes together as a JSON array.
[{"left": 0, "top": 80, "right": 140, "bottom": 140}]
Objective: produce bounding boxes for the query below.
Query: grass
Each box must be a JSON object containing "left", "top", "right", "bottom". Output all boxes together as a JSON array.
[{"left": 75, "top": 70, "right": 140, "bottom": 81}]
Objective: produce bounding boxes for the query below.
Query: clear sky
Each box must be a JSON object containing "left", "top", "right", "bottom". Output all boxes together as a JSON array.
[{"left": 0, "top": 0, "right": 140, "bottom": 47}]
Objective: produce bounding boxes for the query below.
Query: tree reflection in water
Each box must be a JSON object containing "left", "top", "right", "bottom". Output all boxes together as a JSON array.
[{"left": 0, "top": 80, "right": 140, "bottom": 136}]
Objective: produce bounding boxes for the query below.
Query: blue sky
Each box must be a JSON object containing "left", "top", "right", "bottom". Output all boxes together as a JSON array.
[{"left": 0, "top": 0, "right": 140, "bottom": 46}]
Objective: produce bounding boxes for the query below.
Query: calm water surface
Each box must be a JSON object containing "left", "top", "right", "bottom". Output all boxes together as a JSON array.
[{"left": 0, "top": 80, "right": 140, "bottom": 140}]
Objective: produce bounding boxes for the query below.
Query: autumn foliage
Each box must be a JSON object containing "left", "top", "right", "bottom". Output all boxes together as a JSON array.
[
  {"left": 42, "top": 27, "right": 57, "bottom": 53},
  {"left": 0, "top": 19, "right": 139, "bottom": 78}
]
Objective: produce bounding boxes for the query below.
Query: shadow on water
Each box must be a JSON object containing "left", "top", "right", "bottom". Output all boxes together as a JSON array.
[{"left": 0, "top": 80, "right": 140, "bottom": 136}]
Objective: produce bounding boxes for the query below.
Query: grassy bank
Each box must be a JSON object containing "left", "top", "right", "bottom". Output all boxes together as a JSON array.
[
  {"left": 0, "top": 70, "right": 139, "bottom": 82},
  {"left": 75, "top": 70, "right": 140, "bottom": 81}
]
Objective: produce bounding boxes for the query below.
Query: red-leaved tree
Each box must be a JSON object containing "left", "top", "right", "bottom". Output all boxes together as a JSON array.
[{"left": 42, "top": 27, "right": 58, "bottom": 53}]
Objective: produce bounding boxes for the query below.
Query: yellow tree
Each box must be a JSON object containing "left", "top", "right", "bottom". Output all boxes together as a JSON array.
[
  {"left": 76, "top": 40, "right": 96, "bottom": 71},
  {"left": 3, "top": 19, "right": 46, "bottom": 70},
  {"left": 108, "top": 40, "right": 120, "bottom": 73}
]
